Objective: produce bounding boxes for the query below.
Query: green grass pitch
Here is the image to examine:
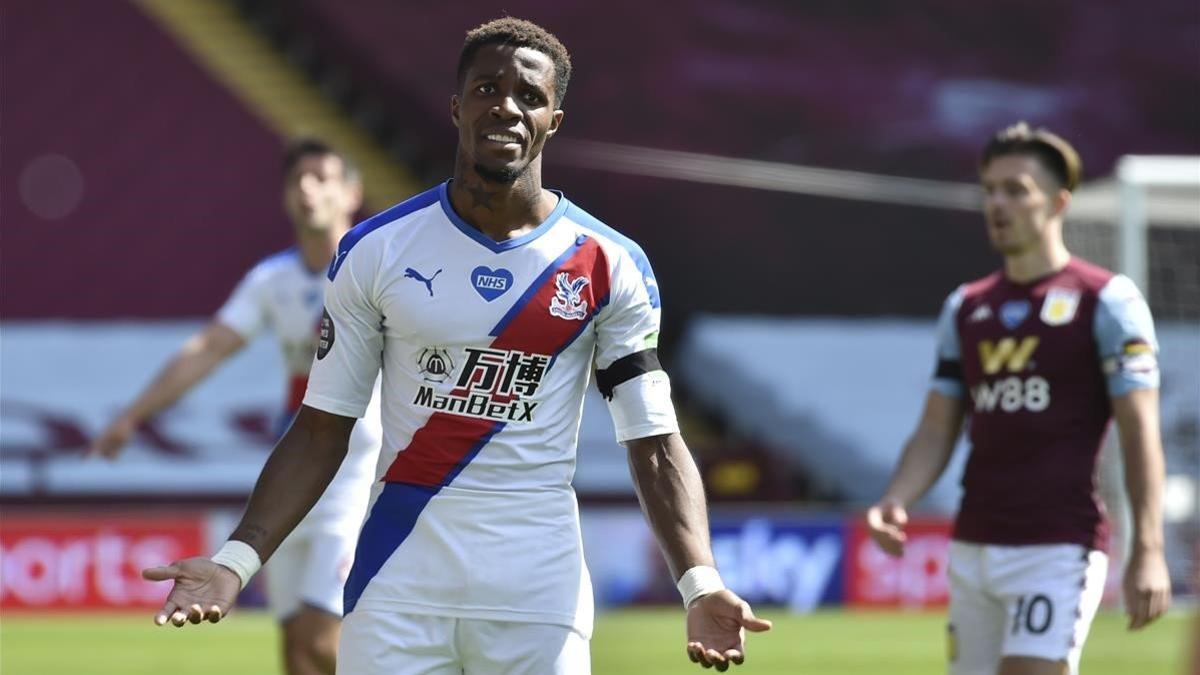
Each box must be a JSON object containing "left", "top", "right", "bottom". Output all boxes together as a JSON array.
[{"left": 1, "top": 609, "right": 1189, "bottom": 674}]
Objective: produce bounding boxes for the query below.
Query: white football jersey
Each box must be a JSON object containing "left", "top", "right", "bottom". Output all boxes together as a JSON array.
[
  {"left": 217, "top": 248, "right": 382, "bottom": 528},
  {"left": 304, "top": 182, "right": 679, "bottom": 634}
]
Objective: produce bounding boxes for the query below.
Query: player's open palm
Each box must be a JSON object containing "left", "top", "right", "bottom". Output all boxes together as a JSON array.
[
  {"left": 142, "top": 556, "right": 240, "bottom": 628},
  {"left": 686, "top": 589, "right": 772, "bottom": 671}
]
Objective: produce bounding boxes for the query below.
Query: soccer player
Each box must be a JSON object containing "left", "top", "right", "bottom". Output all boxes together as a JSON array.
[
  {"left": 865, "top": 123, "right": 1172, "bottom": 675},
  {"left": 139, "top": 17, "right": 770, "bottom": 674},
  {"left": 91, "top": 138, "right": 381, "bottom": 675}
]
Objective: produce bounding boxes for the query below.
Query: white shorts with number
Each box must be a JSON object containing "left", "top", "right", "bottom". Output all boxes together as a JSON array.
[
  {"left": 947, "top": 541, "right": 1107, "bottom": 675},
  {"left": 338, "top": 610, "right": 591, "bottom": 675},
  {"left": 264, "top": 525, "right": 357, "bottom": 620}
]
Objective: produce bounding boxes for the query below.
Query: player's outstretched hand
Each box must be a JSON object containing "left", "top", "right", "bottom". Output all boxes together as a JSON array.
[
  {"left": 1123, "top": 547, "right": 1171, "bottom": 631},
  {"left": 142, "top": 557, "right": 240, "bottom": 628},
  {"left": 685, "top": 589, "right": 772, "bottom": 671},
  {"left": 89, "top": 415, "right": 136, "bottom": 459},
  {"left": 865, "top": 499, "right": 908, "bottom": 557}
]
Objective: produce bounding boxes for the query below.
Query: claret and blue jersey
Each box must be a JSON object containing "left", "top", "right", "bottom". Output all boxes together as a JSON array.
[
  {"left": 931, "top": 257, "right": 1160, "bottom": 551},
  {"left": 304, "top": 181, "right": 678, "bottom": 636}
]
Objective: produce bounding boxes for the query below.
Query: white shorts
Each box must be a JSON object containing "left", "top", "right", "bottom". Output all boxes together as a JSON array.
[
  {"left": 947, "top": 541, "right": 1107, "bottom": 675},
  {"left": 338, "top": 610, "right": 591, "bottom": 675},
  {"left": 264, "top": 526, "right": 356, "bottom": 620}
]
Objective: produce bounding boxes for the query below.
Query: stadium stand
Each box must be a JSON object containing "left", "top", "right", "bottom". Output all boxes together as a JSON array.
[
  {"left": 233, "top": 0, "right": 1199, "bottom": 333},
  {"left": 2, "top": 1, "right": 286, "bottom": 319}
]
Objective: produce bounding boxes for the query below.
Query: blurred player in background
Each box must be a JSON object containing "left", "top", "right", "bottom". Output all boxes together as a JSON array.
[
  {"left": 865, "top": 123, "right": 1171, "bottom": 675},
  {"left": 138, "top": 17, "right": 770, "bottom": 674},
  {"left": 91, "top": 138, "right": 380, "bottom": 675}
]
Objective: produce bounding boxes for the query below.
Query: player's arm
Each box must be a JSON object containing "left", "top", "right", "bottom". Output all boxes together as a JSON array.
[
  {"left": 867, "top": 286, "right": 967, "bottom": 556},
  {"left": 866, "top": 391, "right": 966, "bottom": 555},
  {"left": 596, "top": 248, "right": 767, "bottom": 672},
  {"left": 627, "top": 432, "right": 715, "bottom": 580},
  {"left": 1111, "top": 389, "right": 1170, "bottom": 629},
  {"left": 141, "top": 405, "right": 355, "bottom": 626},
  {"left": 142, "top": 240, "right": 383, "bottom": 628},
  {"left": 626, "top": 431, "right": 772, "bottom": 671},
  {"left": 1096, "top": 274, "right": 1171, "bottom": 630},
  {"left": 90, "top": 321, "right": 246, "bottom": 458}
]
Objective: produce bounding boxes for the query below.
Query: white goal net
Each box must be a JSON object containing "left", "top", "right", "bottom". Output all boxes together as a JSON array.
[{"left": 1071, "top": 156, "right": 1200, "bottom": 598}]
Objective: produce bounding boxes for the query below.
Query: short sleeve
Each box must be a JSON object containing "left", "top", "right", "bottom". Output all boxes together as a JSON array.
[
  {"left": 215, "top": 267, "right": 269, "bottom": 340},
  {"left": 931, "top": 285, "right": 966, "bottom": 399},
  {"left": 594, "top": 247, "right": 679, "bottom": 443},
  {"left": 1094, "top": 274, "right": 1160, "bottom": 397},
  {"left": 302, "top": 245, "right": 384, "bottom": 418}
]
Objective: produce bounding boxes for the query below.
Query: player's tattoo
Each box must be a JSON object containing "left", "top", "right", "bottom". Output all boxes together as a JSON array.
[
  {"left": 232, "top": 523, "right": 270, "bottom": 546},
  {"left": 465, "top": 182, "right": 495, "bottom": 211}
]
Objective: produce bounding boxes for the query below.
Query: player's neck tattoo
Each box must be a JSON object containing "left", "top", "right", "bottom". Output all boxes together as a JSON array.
[
  {"left": 451, "top": 162, "right": 548, "bottom": 242},
  {"left": 465, "top": 181, "right": 496, "bottom": 211}
]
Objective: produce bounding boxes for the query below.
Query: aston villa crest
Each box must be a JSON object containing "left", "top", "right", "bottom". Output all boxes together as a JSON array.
[{"left": 1041, "top": 287, "right": 1081, "bottom": 326}]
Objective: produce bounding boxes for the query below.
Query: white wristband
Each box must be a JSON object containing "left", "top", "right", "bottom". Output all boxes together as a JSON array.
[
  {"left": 676, "top": 565, "right": 725, "bottom": 608},
  {"left": 210, "top": 540, "right": 262, "bottom": 589}
]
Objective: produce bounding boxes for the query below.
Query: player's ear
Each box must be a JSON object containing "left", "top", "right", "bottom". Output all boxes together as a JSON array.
[
  {"left": 450, "top": 95, "right": 461, "bottom": 128},
  {"left": 545, "top": 109, "right": 564, "bottom": 140},
  {"left": 1052, "top": 187, "right": 1071, "bottom": 218}
]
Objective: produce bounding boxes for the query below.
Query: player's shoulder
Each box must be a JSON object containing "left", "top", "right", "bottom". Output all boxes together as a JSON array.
[
  {"left": 1056, "top": 256, "right": 1114, "bottom": 291},
  {"left": 560, "top": 197, "right": 651, "bottom": 266},
  {"left": 960, "top": 269, "right": 1006, "bottom": 300},
  {"left": 328, "top": 183, "right": 444, "bottom": 280},
  {"left": 243, "top": 246, "right": 302, "bottom": 282},
  {"left": 1092, "top": 272, "right": 1147, "bottom": 324},
  {"left": 560, "top": 197, "right": 661, "bottom": 307}
]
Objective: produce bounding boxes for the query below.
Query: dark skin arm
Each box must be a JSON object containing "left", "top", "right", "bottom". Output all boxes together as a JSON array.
[
  {"left": 627, "top": 432, "right": 715, "bottom": 578},
  {"left": 228, "top": 406, "right": 356, "bottom": 556},
  {"left": 627, "top": 433, "right": 771, "bottom": 671},
  {"left": 142, "top": 405, "right": 355, "bottom": 627}
]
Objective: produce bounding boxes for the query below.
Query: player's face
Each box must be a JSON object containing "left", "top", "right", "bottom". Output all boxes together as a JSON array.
[
  {"left": 980, "top": 155, "right": 1066, "bottom": 256},
  {"left": 283, "top": 153, "right": 361, "bottom": 231},
  {"left": 451, "top": 44, "right": 563, "bottom": 184}
]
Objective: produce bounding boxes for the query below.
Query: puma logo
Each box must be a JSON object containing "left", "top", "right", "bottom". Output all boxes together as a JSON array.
[{"left": 404, "top": 267, "right": 442, "bottom": 297}]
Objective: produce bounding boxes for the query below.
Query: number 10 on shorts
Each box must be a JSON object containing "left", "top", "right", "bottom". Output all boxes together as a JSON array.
[{"left": 1011, "top": 594, "right": 1053, "bottom": 635}]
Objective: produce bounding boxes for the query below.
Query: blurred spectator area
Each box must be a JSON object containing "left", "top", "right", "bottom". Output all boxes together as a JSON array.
[
  {"left": 2, "top": 0, "right": 292, "bottom": 319},
  {"left": 7, "top": 0, "right": 1196, "bottom": 324},
  {"left": 238, "top": 0, "right": 1199, "bottom": 511},
  {"left": 238, "top": 0, "right": 1199, "bottom": 330}
]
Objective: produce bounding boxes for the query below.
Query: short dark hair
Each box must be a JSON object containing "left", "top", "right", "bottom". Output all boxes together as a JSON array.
[
  {"left": 457, "top": 17, "right": 572, "bottom": 106},
  {"left": 282, "top": 137, "right": 360, "bottom": 182},
  {"left": 980, "top": 122, "right": 1082, "bottom": 192}
]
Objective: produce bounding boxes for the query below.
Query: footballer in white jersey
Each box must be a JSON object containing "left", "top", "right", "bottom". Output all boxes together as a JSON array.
[
  {"left": 217, "top": 247, "right": 381, "bottom": 615},
  {"left": 307, "top": 180, "right": 667, "bottom": 635},
  {"left": 96, "top": 138, "right": 378, "bottom": 675},
  {"left": 218, "top": 247, "right": 380, "bottom": 534},
  {"left": 142, "top": 19, "right": 769, "bottom": 675}
]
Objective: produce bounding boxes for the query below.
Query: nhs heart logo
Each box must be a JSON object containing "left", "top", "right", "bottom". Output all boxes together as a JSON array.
[{"left": 471, "top": 266, "right": 513, "bottom": 302}]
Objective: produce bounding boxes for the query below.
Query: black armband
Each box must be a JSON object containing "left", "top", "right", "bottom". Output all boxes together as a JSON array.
[
  {"left": 934, "top": 358, "right": 963, "bottom": 381},
  {"left": 596, "top": 349, "right": 662, "bottom": 400}
]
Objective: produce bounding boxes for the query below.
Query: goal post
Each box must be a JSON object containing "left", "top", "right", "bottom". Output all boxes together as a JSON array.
[
  {"left": 1073, "top": 154, "right": 1200, "bottom": 601},
  {"left": 1116, "top": 155, "right": 1200, "bottom": 309}
]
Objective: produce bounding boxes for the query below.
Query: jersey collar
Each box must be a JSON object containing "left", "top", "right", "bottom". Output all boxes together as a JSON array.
[{"left": 438, "top": 180, "right": 569, "bottom": 253}]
